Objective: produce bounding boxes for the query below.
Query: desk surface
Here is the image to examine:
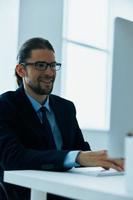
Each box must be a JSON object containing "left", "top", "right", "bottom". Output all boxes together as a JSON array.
[{"left": 4, "top": 168, "right": 133, "bottom": 200}]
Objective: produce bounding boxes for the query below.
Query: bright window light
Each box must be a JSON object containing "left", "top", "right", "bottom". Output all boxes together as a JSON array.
[
  {"left": 62, "top": 0, "right": 109, "bottom": 130},
  {"left": 65, "top": 0, "right": 109, "bottom": 49}
]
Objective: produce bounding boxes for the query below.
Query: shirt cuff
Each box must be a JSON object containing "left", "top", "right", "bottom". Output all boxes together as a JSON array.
[{"left": 63, "top": 151, "right": 80, "bottom": 168}]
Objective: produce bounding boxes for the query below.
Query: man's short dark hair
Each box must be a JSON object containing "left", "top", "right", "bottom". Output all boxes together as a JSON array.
[{"left": 15, "top": 37, "right": 55, "bottom": 86}]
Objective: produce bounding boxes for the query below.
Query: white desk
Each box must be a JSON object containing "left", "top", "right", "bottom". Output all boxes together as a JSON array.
[{"left": 4, "top": 168, "right": 133, "bottom": 200}]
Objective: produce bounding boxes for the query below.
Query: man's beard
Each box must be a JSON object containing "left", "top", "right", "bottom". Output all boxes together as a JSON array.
[{"left": 28, "top": 75, "right": 55, "bottom": 95}]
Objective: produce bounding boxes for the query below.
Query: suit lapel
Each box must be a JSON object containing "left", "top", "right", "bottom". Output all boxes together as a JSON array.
[
  {"left": 15, "top": 86, "right": 41, "bottom": 128},
  {"left": 49, "top": 95, "right": 70, "bottom": 149}
]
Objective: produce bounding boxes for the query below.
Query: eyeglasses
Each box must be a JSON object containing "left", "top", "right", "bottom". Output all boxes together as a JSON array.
[{"left": 21, "top": 61, "right": 61, "bottom": 71}]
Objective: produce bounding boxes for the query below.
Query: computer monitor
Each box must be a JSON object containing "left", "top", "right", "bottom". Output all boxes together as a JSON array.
[{"left": 108, "top": 17, "right": 133, "bottom": 158}]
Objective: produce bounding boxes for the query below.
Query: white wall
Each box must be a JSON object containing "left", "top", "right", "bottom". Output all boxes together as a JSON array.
[
  {"left": 0, "top": 0, "right": 19, "bottom": 93},
  {"left": 109, "top": 0, "right": 133, "bottom": 21}
]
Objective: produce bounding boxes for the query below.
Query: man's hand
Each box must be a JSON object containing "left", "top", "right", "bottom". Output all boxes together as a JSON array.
[{"left": 76, "top": 150, "right": 124, "bottom": 171}]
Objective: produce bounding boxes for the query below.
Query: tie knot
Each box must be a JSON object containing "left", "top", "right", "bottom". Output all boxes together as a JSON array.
[{"left": 40, "top": 106, "right": 47, "bottom": 113}]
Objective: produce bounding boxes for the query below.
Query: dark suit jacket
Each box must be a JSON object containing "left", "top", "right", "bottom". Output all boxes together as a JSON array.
[{"left": 0, "top": 86, "right": 91, "bottom": 200}]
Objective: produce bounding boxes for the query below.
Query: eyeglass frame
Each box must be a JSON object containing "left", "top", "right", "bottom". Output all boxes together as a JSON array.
[{"left": 21, "top": 61, "right": 61, "bottom": 71}]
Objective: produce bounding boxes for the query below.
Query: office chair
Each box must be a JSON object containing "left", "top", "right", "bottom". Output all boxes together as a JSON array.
[{"left": 0, "top": 182, "right": 9, "bottom": 200}]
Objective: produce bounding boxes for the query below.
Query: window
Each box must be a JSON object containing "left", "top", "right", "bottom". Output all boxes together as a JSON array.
[{"left": 61, "top": 0, "right": 110, "bottom": 130}]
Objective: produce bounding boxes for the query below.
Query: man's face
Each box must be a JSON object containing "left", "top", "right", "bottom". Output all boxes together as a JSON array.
[{"left": 23, "top": 49, "right": 56, "bottom": 96}]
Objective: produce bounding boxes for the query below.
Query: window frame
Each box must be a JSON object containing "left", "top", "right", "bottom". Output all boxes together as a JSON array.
[{"left": 61, "top": 0, "right": 110, "bottom": 131}]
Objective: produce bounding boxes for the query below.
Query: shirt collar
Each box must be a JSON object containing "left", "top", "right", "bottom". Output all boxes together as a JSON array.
[{"left": 25, "top": 92, "right": 51, "bottom": 113}]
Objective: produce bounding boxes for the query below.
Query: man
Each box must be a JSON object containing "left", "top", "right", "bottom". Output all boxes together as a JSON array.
[{"left": 0, "top": 37, "right": 124, "bottom": 200}]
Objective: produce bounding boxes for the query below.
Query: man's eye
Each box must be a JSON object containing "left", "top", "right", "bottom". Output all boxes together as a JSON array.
[{"left": 36, "top": 63, "right": 46, "bottom": 68}]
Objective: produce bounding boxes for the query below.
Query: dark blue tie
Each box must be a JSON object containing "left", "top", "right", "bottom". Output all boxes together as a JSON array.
[{"left": 40, "top": 106, "right": 56, "bottom": 149}]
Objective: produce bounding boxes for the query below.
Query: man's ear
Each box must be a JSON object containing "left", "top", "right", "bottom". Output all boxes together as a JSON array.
[{"left": 15, "top": 64, "right": 26, "bottom": 78}]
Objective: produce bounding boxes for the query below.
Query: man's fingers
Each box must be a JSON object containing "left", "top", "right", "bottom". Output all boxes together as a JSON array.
[
  {"left": 99, "top": 161, "right": 123, "bottom": 171},
  {"left": 108, "top": 159, "right": 124, "bottom": 170},
  {"left": 76, "top": 150, "right": 124, "bottom": 171}
]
